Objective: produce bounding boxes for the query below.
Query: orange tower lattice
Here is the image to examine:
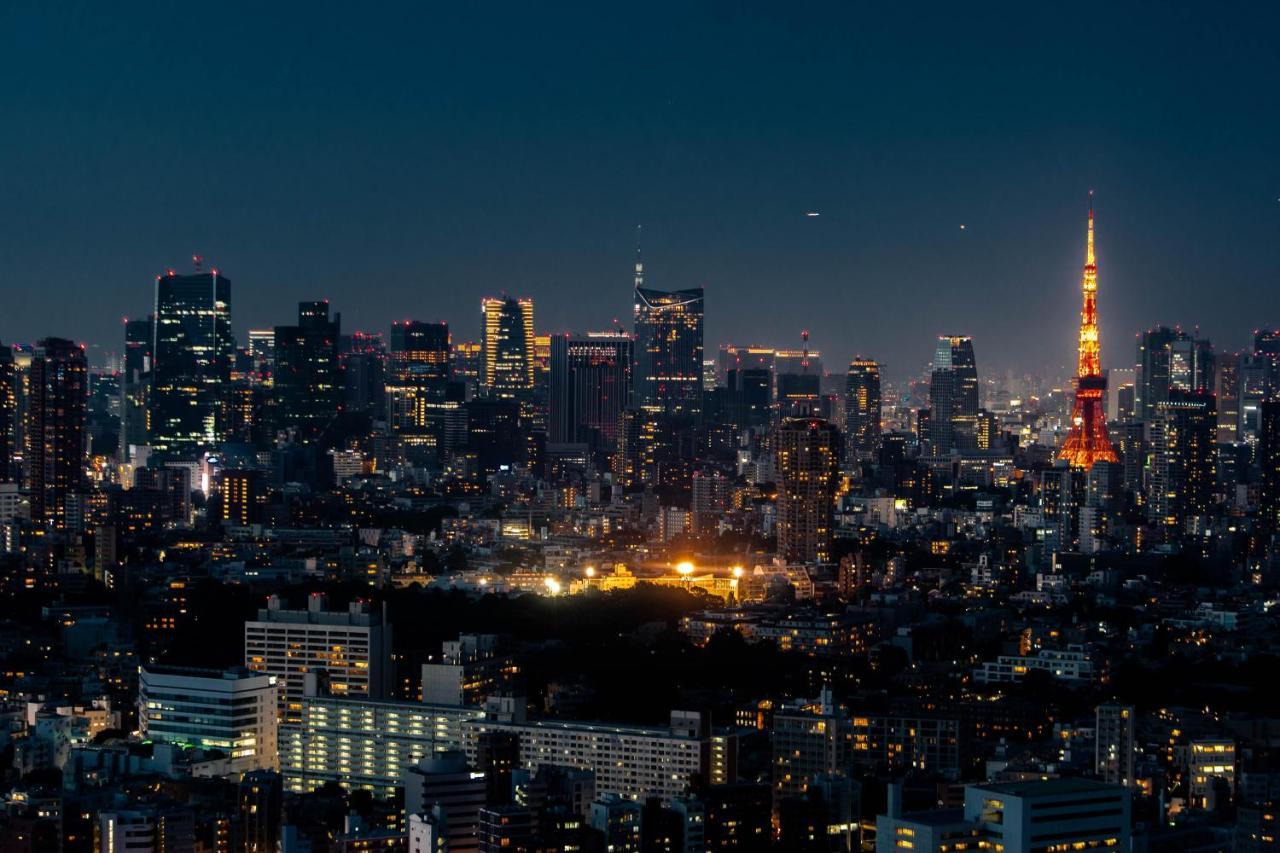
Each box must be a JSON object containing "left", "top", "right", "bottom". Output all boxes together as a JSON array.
[{"left": 1059, "top": 195, "right": 1118, "bottom": 469}]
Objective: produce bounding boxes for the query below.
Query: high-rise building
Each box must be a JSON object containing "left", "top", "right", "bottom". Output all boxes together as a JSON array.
[
  {"left": 274, "top": 300, "right": 342, "bottom": 437},
  {"left": 120, "top": 317, "right": 152, "bottom": 460},
  {"left": 1060, "top": 201, "right": 1119, "bottom": 470},
  {"left": 244, "top": 593, "right": 393, "bottom": 724},
  {"left": 0, "top": 343, "right": 13, "bottom": 483},
  {"left": 772, "top": 689, "right": 851, "bottom": 805},
  {"left": 1136, "top": 326, "right": 1213, "bottom": 424},
  {"left": 549, "top": 332, "right": 632, "bottom": 462},
  {"left": 927, "top": 336, "right": 978, "bottom": 454},
  {"left": 481, "top": 297, "right": 535, "bottom": 401},
  {"left": 1095, "top": 704, "right": 1135, "bottom": 787},
  {"left": 1259, "top": 401, "right": 1280, "bottom": 531},
  {"left": 27, "top": 338, "right": 88, "bottom": 529},
  {"left": 387, "top": 321, "right": 454, "bottom": 455},
  {"left": 727, "top": 368, "right": 771, "bottom": 430},
  {"left": 775, "top": 416, "right": 840, "bottom": 564},
  {"left": 340, "top": 331, "right": 388, "bottom": 416},
  {"left": 149, "top": 270, "right": 233, "bottom": 456},
  {"left": 633, "top": 258, "right": 704, "bottom": 418},
  {"left": 1148, "top": 389, "right": 1216, "bottom": 538},
  {"left": 1216, "top": 354, "right": 1241, "bottom": 443},
  {"left": 138, "top": 664, "right": 279, "bottom": 774},
  {"left": 391, "top": 321, "right": 451, "bottom": 383},
  {"left": 844, "top": 358, "right": 882, "bottom": 463}
]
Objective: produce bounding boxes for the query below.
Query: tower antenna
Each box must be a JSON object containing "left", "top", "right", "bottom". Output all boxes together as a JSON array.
[{"left": 633, "top": 225, "right": 644, "bottom": 290}]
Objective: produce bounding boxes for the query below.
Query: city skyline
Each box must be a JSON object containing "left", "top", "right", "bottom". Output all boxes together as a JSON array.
[{"left": 3, "top": 5, "right": 1279, "bottom": 376}]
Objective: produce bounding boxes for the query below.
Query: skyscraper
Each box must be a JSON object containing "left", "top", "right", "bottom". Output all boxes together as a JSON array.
[
  {"left": 387, "top": 321, "right": 453, "bottom": 450},
  {"left": 121, "top": 317, "right": 152, "bottom": 460},
  {"left": 1059, "top": 200, "right": 1118, "bottom": 469},
  {"left": 1148, "top": 389, "right": 1216, "bottom": 539},
  {"left": 1259, "top": 401, "right": 1280, "bottom": 531},
  {"left": 928, "top": 336, "right": 978, "bottom": 454},
  {"left": 775, "top": 416, "right": 840, "bottom": 564},
  {"left": 27, "top": 338, "right": 88, "bottom": 529},
  {"left": 549, "top": 332, "right": 632, "bottom": 461},
  {"left": 0, "top": 343, "right": 13, "bottom": 482},
  {"left": 481, "top": 297, "right": 535, "bottom": 401},
  {"left": 845, "top": 358, "right": 882, "bottom": 463},
  {"left": 149, "top": 270, "right": 233, "bottom": 456},
  {"left": 274, "top": 301, "right": 342, "bottom": 437},
  {"left": 633, "top": 252, "right": 704, "bottom": 418}
]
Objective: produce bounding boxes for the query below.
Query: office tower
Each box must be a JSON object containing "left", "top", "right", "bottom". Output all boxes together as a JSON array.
[
  {"left": 1095, "top": 704, "right": 1135, "bottom": 787},
  {"left": 874, "top": 779, "right": 1130, "bottom": 853},
  {"left": 727, "top": 367, "right": 771, "bottom": 429},
  {"left": 27, "top": 338, "right": 88, "bottom": 529},
  {"left": 1216, "top": 354, "right": 1241, "bottom": 443},
  {"left": 1148, "top": 389, "right": 1216, "bottom": 538},
  {"left": 633, "top": 257, "right": 704, "bottom": 418},
  {"left": 928, "top": 335, "right": 979, "bottom": 453},
  {"left": 238, "top": 770, "right": 282, "bottom": 852},
  {"left": 845, "top": 358, "right": 882, "bottom": 462},
  {"left": 138, "top": 664, "right": 279, "bottom": 773},
  {"left": 0, "top": 343, "right": 12, "bottom": 482},
  {"left": 244, "top": 593, "right": 393, "bottom": 724},
  {"left": 718, "top": 344, "right": 776, "bottom": 386},
  {"left": 273, "top": 300, "right": 342, "bottom": 437},
  {"left": 466, "top": 399, "right": 527, "bottom": 475},
  {"left": 1060, "top": 201, "right": 1119, "bottom": 469},
  {"left": 481, "top": 297, "right": 535, "bottom": 400},
  {"left": 476, "top": 731, "right": 521, "bottom": 806},
  {"left": 451, "top": 341, "right": 484, "bottom": 394},
  {"left": 120, "top": 318, "right": 152, "bottom": 460},
  {"left": 404, "top": 752, "right": 487, "bottom": 853},
  {"left": 149, "top": 270, "right": 233, "bottom": 456},
  {"left": 387, "top": 321, "right": 454, "bottom": 453},
  {"left": 341, "top": 331, "right": 388, "bottom": 415},
  {"left": 549, "top": 332, "right": 632, "bottom": 460},
  {"left": 391, "top": 320, "right": 451, "bottom": 383},
  {"left": 776, "top": 372, "right": 820, "bottom": 417},
  {"left": 1169, "top": 333, "right": 1215, "bottom": 393},
  {"left": 775, "top": 416, "right": 840, "bottom": 564},
  {"left": 247, "top": 326, "right": 275, "bottom": 373},
  {"left": 1260, "top": 401, "right": 1280, "bottom": 531}
]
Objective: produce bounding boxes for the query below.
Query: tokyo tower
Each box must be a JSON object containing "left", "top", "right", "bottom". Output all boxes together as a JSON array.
[{"left": 1059, "top": 194, "right": 1118, "bottom": 469}]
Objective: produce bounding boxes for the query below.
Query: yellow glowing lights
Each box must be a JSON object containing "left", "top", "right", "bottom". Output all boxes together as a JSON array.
[
  {"left": 544, "top": 576, "right": 562, "bottom": 595},
  {"left": 675, "top": 561, "right": 695, "bottom": 576},
  {"left": 584, "top": 566, "right": 596, "bottom": 578}
]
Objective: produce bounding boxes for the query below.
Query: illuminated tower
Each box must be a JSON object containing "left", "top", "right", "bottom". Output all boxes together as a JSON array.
[{"left": 1059, "top": 197, "right": 1118, "bottom": 469}]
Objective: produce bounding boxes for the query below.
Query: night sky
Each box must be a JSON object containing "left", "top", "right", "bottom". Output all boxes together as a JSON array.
[{"left": 2, "top": 2, "right": 1277, "bottom": 380}]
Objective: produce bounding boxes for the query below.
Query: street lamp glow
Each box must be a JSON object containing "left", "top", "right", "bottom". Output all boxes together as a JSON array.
[
  {"left": 585, "top": 566, "right": 596, "bottom": 578},
  {"left": 544, "top": 577, "right": 562, "bottom": 595},
  {"left": 675, "top": 561, "right": 695, "bottom": 577},
  {"left": 731, "top": 566, "right": 744, "bottom": 578}
]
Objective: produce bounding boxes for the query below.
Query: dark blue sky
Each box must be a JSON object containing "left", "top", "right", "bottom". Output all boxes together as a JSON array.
[{"left": 2, "top": 2, "right": 1277, "bottom": 379}]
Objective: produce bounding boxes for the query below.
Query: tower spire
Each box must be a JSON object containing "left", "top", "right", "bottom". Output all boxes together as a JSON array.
[{"left": 634, "top": 224, "right": 644, "bottom": 290}]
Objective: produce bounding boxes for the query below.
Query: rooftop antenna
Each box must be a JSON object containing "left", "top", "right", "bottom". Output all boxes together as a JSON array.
[
  {"left": 192, "top": 254, "right": 203, "bottom": 273},
  {"left": 801, "top": 330, "right": 810, "bottom": 374},
  {"left": 634, "top": 224, "right": 644, "bottom": 290}
]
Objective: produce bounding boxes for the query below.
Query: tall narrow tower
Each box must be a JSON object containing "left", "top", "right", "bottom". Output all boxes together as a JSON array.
[{"left": 1060, "top": 195, "right": 1118, "bottom": 469}]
